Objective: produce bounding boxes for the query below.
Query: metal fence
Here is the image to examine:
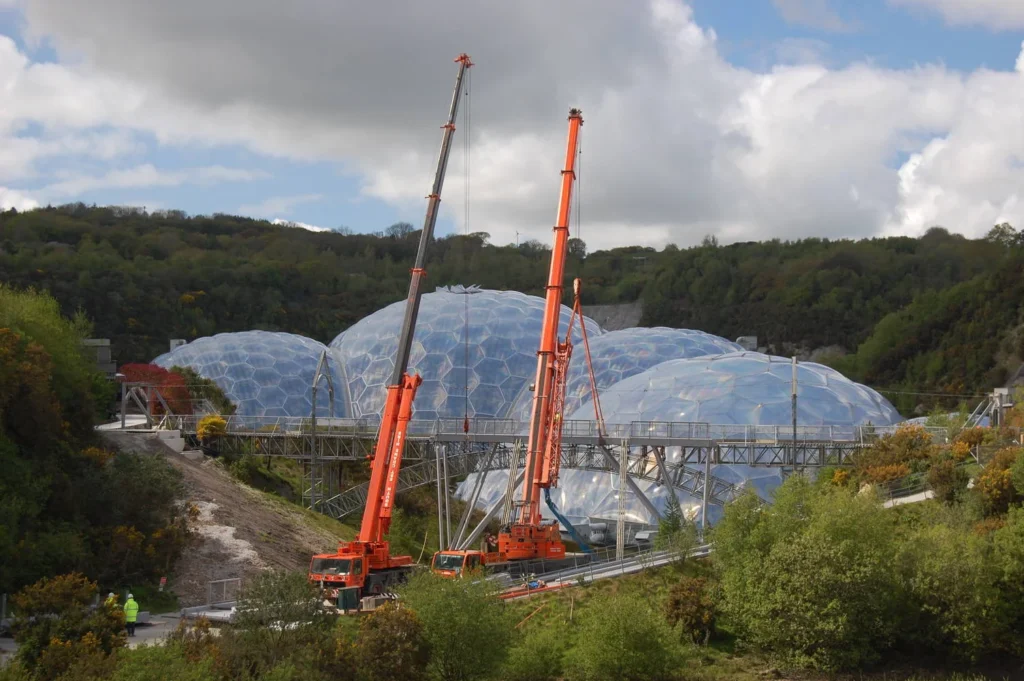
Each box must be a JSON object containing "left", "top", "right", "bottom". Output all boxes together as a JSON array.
[{"left": 207, "top": 578, "right": 241, "bottom": 607}]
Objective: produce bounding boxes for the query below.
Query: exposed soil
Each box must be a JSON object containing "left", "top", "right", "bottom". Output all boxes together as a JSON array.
[{"left": 103, "top": 433, "right": 351, "bottom": 607}]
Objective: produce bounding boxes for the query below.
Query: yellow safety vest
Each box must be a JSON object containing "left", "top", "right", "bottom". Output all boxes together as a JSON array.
[{"left": 123, "top": 599, "right": 139, "bottom": 623}]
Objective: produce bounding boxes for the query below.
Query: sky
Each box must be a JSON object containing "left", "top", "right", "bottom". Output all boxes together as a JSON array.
[{"left": 1, "top": 0, "right": 1023, "bottom": 250}]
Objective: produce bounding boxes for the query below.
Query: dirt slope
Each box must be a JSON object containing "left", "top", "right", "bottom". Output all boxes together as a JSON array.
[{"left": 103, "top": 433, "right": 354, "bottom": 607}]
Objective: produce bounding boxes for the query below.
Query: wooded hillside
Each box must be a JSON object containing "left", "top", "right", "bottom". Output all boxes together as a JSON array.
[{"left": 1, "top": 204, "right": 1021, "bottom": 412}]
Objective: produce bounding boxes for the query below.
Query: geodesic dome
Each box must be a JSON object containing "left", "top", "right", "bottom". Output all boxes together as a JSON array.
[
  {"left": 571, "top": 351, "right": 901, "bottom": 427},
  {"left": 152, "top": 331, "right": 344, "bottom": 418},
  {"left": 330, "top": 286, "right": 604, "bottom": 422},
  {"left": 514, "top": 351, "right": 904, "bottom": 529},
  {"left": 509, "top": 326, "right": 742, "bottom": 424}
]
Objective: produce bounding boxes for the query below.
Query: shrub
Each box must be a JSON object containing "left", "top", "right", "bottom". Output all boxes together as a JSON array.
[
  {"left": 927, "top": 455, "right": 969, "bottom": 504},
  {"left": 564, "top": 591, "right": 676, "bottom": 681},
  {"left": 664, "top": 576, "right": 717, "bottom": 644},
  {"left": 229, "top": 454, "right": 262, "bottom": 485},
  {"left": 501, "top": 623, "right": 564, "bottom": 681},
  {"left": 11, "top": 573, "right": 126, "bottom": 677},
  {"left": 355, "top": 603, "right": 430, "bottom": 681},
  {"left": 714, "top": 477, "right": 902, "bottom": 671},
  {"left": 399, "top": 571, "right": 512, "bottom": 681},
  {"left": 976, "top": 448, "right": 1023, "bottom": 516},
  {"left": 223, "top": 571, "right": 331, "bottom": 676},
  {"left": 897, "top": 522, "right": 1005, "bottom": 658},
  {"left": 853, "top": 425, "right": 937, "bottom": 482},
  {"left": 196, "top": 414, "right": 227, "bottom": 443}
]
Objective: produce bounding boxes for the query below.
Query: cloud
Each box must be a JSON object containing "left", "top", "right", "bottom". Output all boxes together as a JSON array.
[
  {"left": 3, "top": 0, "right": 1024, "bottom": 250},
  {"left": 771, "top": 0, "right": 857, "bottom": 32},
  {"left": 0, "top": 186, "right": 38, "bottom": 210},
  {"left": 239, "top": 193, "right": 323, "bottom": 218},
  {"left": 43, "top": 164, "right": 267, "bottom": 196},
  {"left": 888, "top": 0, "right": 1024, "bottom": 30},
  {"left": 271, "top": 218, "right": 331, "bottom": 233}
]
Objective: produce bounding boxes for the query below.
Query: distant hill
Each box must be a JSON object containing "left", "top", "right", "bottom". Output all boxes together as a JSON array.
[{"left": 2, "top": 204, "right": 1020, "bottom": 412}]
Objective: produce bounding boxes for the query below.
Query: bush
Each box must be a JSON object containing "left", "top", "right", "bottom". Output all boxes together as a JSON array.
[
  {"left": 853, "top": 425, "right": 937, "bottom": 482},
  {"left": 223, "top": 571, "right": 332, "bottom": 676},
  {"left": 976, "top": 448, "right": 1023, "bottom": 516},
  {"left": 196, "top": 414, "right": 227, "bottom": 443},
  {"left": 664, "top": 576, "right": 716, "bottom": 644},
  {"left": 229, "top": 454, "right": 262, "bottom": 485},
  {"left": 897, "top": 522, "right": 1005, "bottom": 658},
  {"left": 399, "top": 571, "right": 512, "bottom": 681},
  {"left": 714, "top": 477, "right": 902, "bottom": 671},
  {"left": 11, "top": 573, "right": 126, "bottom": 678},
  {"left": 355, "top": 603, "right": 429, "bottom": 681},
  {"left": 500, "top": 623, "right": 564, "bottom": 681},
  {"left": 927, "top": 455, "right": 969, "bottom": 504},
  {"left": 564, "top": 591, "right": 676, "bottom": 681}
]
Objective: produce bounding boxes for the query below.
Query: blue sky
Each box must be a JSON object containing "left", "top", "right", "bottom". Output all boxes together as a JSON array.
[
  {"left": 1, "top": 0, "right": 1023, "bottom": 247},
  {"left": 692, "top": 0, "right": 1023, "bottom": 72}
]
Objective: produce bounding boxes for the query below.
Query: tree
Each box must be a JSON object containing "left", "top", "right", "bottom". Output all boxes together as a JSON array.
[
  {"left": 385, "top": 222, "right": 415, "bottom": 239},
  {"left": 355, "top": 603, "right": 430, "bottom": 681},
  {"left": 170, "top": 366, "right": 236, "bottom": 415},
  {"left": 654, "top": 499, "right": 696, "bottom": 559},
  {"left": 897, "top": 521, "right": 1005, "bottom": 658},
  {"left": 985, "top": 222, "right": 1020, "bottom": 247},
  {"left": 664, "top": 576, "right": 717, "bottom": 644},
  {"left": 11, "top": 573, "right": 126, "bottom": 678},
  {"left": 567, "top": 237, "right": 587, "bottom": 259},
  {"left": 398, "top": 571, "right": 511, "bottom": 681},
  {"left": 230, "top": 571, "right": 331, "bottom": 674},
  {"left": 713, "top": 477, "right": 902, "bottom": 671},
  {"left": 564, "top": 591, "right": 675, "bottom": 681}
]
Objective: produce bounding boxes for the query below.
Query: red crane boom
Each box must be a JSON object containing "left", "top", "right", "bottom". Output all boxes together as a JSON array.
[
  {"left": 309, "top": 54, "right": 473, "bottom": 601},
  {"left": 498, "top": 108, "right": 583, "bottom": 561}
]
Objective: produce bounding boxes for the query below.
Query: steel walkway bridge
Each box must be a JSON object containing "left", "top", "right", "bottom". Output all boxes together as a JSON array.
[{"left": 162, "top": 415, "right": 946, "bottom": 524}]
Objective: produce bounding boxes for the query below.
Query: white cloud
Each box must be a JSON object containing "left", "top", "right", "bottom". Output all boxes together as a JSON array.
[
  {"left": 239, "top": 193, "right": 323, "bottom": 218},
  {"left": 888, "top": 0, "right": 1024, "bottom": 30},
  {"left": 42, "top": 164, "right": 267, "bottom": 196},
  {"left": 0, "top": 186, "right": 38, "bottom": 211},
  {"left": 271, "top": 218, "right": 331, "bottom": 233},
  {"left": 1, "top": 0, "right": 1024, "bottom": 250}
]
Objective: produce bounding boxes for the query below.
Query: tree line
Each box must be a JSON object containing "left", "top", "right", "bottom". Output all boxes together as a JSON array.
[{"left": 2, "top": 204, "right": 1021, "bottom": 412}]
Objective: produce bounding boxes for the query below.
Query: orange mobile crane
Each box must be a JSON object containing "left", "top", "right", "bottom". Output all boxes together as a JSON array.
[
  {"left": 309, "top": 53, "right": 472, "bottom": 604},
  {"left": 432, "top": 108, "right": 591, "bottom": 577}
]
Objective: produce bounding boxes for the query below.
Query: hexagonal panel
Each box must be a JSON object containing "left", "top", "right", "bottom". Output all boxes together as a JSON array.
[
  {"left": 568, "top": 351, "right": 902, "bottom": 428},
  {"left": 153, "top": 330, "right": 347, "bottom": 418},
  {"left": 329, "top": 286, "right": 603, "bottom": 422}
]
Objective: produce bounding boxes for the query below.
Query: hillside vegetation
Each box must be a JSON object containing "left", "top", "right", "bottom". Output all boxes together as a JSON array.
[{"left": 2, "top": 205, "right": 1022, "bottom": 412}]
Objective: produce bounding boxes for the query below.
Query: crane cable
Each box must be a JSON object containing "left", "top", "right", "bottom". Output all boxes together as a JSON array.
[{"left": 462, "top": 66, "right": 472, "bottom": 434}]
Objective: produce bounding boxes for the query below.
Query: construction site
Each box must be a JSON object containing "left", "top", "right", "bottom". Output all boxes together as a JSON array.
[{"left": 86, "top": 54, "right": 1006, "bottom": 622}]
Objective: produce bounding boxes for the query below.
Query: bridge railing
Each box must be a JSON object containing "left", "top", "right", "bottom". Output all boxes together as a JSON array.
[{"left": 165, "top": 414, "right": 949, "bottom": 446}]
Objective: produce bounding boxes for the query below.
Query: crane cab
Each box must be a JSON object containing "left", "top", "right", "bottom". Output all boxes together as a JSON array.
[
  {"left": 309, "top": 551, "right": 366, "bottom": 599},
  {"left": 430, "top": 550, "right": 495, "bottom": 577}
]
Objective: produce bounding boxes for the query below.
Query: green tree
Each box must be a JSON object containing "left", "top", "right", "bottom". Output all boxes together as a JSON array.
[
  {"left": 564, "top": 591, "right": 676, "bottom": 681},
  {"left": 355, "top": 603, "right": 430, "bottom": 681},
  {"left": 228, "top": 571, "right": 331, "bottom": 675},
  {"left": 714, "top": 477, "right": 902, "bottom": 670},
  {"left": 399, "top": 571, "right": 512, "bottom": 681},
  {"left": 897, "top": 521, "right": 1004, "bottom": 658}
]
